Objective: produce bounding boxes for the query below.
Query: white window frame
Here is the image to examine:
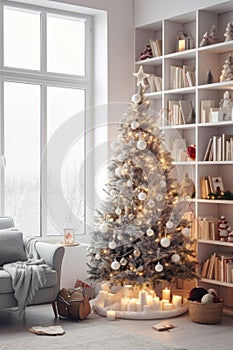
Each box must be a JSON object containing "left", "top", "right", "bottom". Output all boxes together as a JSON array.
[{"left": 0, "top": 0, "right": 93, "bottom": 239}]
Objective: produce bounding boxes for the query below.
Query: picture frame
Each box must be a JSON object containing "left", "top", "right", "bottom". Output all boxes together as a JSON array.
[
  {"left": 64, "top": 228, "right": 74, "bottom": 245},
  {"left": 211, "top": 176, "right": 224, "bottom": 194}
]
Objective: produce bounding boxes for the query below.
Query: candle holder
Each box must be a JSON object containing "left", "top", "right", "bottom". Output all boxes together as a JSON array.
[{"left": 93, "top": 285, "right": 188, "bottom": 320}]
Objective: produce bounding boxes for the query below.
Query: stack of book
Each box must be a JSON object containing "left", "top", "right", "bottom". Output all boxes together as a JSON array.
[
  {"left": 203, "top": 133, "right": 233, "bottom": 161},
  {"left": 200, "top": 176, "right": 214, "bottom": 198},
  {"left": 170, "top": 64, "right": 196, "bottom": 90},
  {"left": 167, "top": 100, "right": 193, "bottom": 125},
  {"left": 197, "top": 216, "right": 218, "bottom": 240},
  {"left": 201, "top": 252, "right": 233, "bottom": 283},
  {"left": 147, "top": 74, "right": 162, "bottom": 92},
  {"left": 149, "top": 39, "right": 162, "bottom": 57}
]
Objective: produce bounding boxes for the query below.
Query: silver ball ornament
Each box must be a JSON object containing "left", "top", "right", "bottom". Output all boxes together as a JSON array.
[
  {"left": 128, "top": 214, "right": 134, "bottom": 220},
  {"left": 159, "top": 180, "right": 166, "bottom": 188},
  {"left": 127, "top": 180, "right": 133, "bottom": 187},
  {"left": 156, "top": 193, "right": 163, "bottom": 202},
  {"left": 146, "top": 228, "right": 154, "bottom": 237},
  {"left": 138, "top": 192, "right": 146, "bottom": 200},
  {"left": 95, "top": 253, "right": 101, "bottom": 260},
  {"left": 117, "top": 154, "right": 125, "bottom": 162},
  {"left": 155, "top": 262, "right": 163, "bottom": 272},
  {"left": 148, "top": 200, "right": 155, "bottom": 208},
  {"left": 132, "top": 93, "right": 141, "bottom": 104},
  {"left": 111, "top": 260, "right": 120, "bottom": 270},
  {"left": 171, "top": 253, "right": 180, "bottom": 263},
  {"left": 182, "top": 227, "right": 191, "bottom": 236},
  {"left": 133, "top": 248, "right": 141, "bottom": 257},
  {"left": 131, "top": 121, "right": 140, "bottom": 129},
  {"left": 137, "top": 139, "right": 147, "bottom": 150},
  {"left": 115, "top": 207, "right": 121, "bottom": 215},
  {"left": 166, "top": 221, "right": 174, "bottom": 229},
  {"left": 115, "top": 167, "right": 122, "bottom": 177},
  {"left": 99, "top": 222, "right": 109, "bottom": 233},
  {"left": 109, "top": 241, "right": 117, "bottom": 249},
  {"left": 160, "top": 237, "right": 171, "bottom": 248},
  {"left": 120, "top": 257, "right": 127, "bottom": 266}
]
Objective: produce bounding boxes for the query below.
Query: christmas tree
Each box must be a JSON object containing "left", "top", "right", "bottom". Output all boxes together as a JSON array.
[
  {"left": 220, "top": 54, "right": 233, "bottom": 82},
  {"left": 87, "top": 66, "right": 196, "bottom": 288},
  {"left": 224, "top": 22, "right": 233, "bottom": 41}
]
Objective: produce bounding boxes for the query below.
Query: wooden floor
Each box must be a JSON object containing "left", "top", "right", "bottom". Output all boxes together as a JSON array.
[{"left": 0, "top": 304, "right": 233, "bottom": 349}]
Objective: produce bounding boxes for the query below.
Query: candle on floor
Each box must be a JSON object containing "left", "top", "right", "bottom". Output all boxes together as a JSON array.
[
  {"left": 139, "top": 290, "right": 147, "bottom": 306},
  {"left": 152, "top": 296, "right": 160, "bottom": 310},
  {"left": 127, "top": 298, "right": 136, "bottom": 312},
  {"left": 143, "top": 304, "right": 151, "bottom": 312},
  {"left": 172, "top": 295, "right": 182, "bottom": 308},
  {"left": 136, "top": 301, "right": 143, "bottom": 312},
  {"left": 121, "top": 297, "right": 129, "bottom": 311},
  {"left": 106, "top": 310, "right": 116, "bottom": 321},
  {"left": 163, "top": 302, "right": 173, "bottom": 310},
  {"left": 124, "top": 284, "right": 133, "bottom": 297},
  {"left": 96, "top": 290, "right": 108, "bottom": 307},
  {"left": 147, "top": 294, "right": 153, "bottom": 305},
  {"left": 162, "top": 287, "right": 170, "bottom": 302},
  {"left": 160, "top": 299, "right": 168, "bottom": 310}
]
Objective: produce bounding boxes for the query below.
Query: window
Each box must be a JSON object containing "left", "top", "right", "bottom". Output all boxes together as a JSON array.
[{"left": 0, "top": 1, "right": 92, "bottom": 238}]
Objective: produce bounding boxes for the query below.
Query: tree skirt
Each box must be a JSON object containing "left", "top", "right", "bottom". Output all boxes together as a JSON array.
[{"left": 93, "top": 303, "right": 188, "bottom": 320}]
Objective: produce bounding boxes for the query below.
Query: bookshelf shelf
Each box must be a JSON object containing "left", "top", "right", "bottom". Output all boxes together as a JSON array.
[
  {"left": 200, "top": 278, "right": 233, "bottom": 288},
  {"left": 135, "top": 0, "right": 233, "bottom": 310},
  {"left": 198, "top": 239, "right": 233, "bottom": 247}
]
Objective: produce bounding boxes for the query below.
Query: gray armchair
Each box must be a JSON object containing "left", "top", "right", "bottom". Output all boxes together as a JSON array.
[{"left": 0, "top": 217, "right": 64, "bottom": 317}]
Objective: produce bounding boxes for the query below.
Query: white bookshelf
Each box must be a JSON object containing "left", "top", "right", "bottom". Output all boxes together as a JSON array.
[{"left": 135, "top": 0, "right": 233, "bottom": 312}]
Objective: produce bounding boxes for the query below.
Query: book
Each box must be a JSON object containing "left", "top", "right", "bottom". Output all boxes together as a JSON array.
[
  {"left": 152, "top": 323, "right": 175, "bottom": 331},
  {"left": 28, "top": 325, "right": 65, "bottom": 335},
  {"left": 179, "top": 100, "right": 192, "bottom": 124},
  {"left": 201, "top": 259, "right": 210, "bottom": 278},
  {"left": 203, "top": 138, "right": 213, "bottom": 161},
  {"left": 207, "top": 253, "right": 216, "bottom": 279}
]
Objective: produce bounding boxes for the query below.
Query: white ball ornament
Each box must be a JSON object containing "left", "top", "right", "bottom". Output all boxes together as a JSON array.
[
  {"left": 115, "top": 207, "right": 121, "bottom": 215},
  {"left": 120, "top": 257, "right": 127, "bottom": 266},
  {"left": 111, "top": 140, "right": 119, "bottom": 151},
  {"left": 95, "top": 253, "right": 101, "bottom": 260},
  {"left": 137, "top": 139, "right": 147, "bottom": 150},
  {"left": 138, "top": 192, "right": 146, "bottom": 201},
  {"left": 110, "top": 189, "right": 117, "bottom": 197},
  {"left": 166, "top": 221, "right": 174, "bottom": 229},
  {"left": 115, "top": 167, "right": 122, "bottom": 177},
  {"left": 99, "top": 222, "right": 109, "bottom": 233},
  {"left": 128, "top": 214, "right": 134, "bottom": 220},
  {"left": 127, "top": 180, "right": 133, "bottom": 187},
  {"left": 148, "top": 200, "right": 155, "bottom": 208},
  {"left": 160, "top": 237, "right": 171, "bottom": 248},
  {"left": 132, "top": 93, "right": 141, "bottom": 104},
  {"left": 156, "top": 193, "right": 163, "bottom": 202},
  {"left": 111, "top": 259, "right": 120, "bottom": 270},
  {"left": 159, "top": 180, "right": 166, "bottom": 188},
  {"left": 109, "top": 241, "right": 117, "bottom": 249},
  {"left": 171, "top": 253, "right": 180, "bottom": 263},
  {"left": 117, "top": 233, "right": 123, "bottom": 241},
  {"left": 133, "top": 248, "right": 141, "bottom": 257},
  {"left": 117, "top": 154, "right": 125, "bottom": 162},
  {"left": 146, "top": 228, "right": 154, "bottom": 237},
  {"left": 131, "top": 121, "right": 139, "bottom": 129},
  {"left": 182, "top": 227, "right": 191, "bottom": 236},
  {"left": 155, "top": 262, "right": 163, "bottom": 272}
]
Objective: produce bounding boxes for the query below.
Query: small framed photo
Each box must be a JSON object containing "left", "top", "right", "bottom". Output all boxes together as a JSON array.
[
  {"left": 211, "top": 176, "right": 224, "bottom": 194},
  {"left": 64, "top": 228, "right": 74, "bottom": 245}
]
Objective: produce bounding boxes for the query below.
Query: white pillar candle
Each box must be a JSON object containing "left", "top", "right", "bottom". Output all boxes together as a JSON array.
[
  {"left": 163, "top": 302, "right": 173, "bottom": 310},
  {"left": 120, "top": 297, "right": 129, "bottom": 311},
  {"left": 147, "top": 294, "right": 153, "bottom": 305},
  {"left": 124, "top": 284, "right": 133, "bottom": 297},
  {"left": 105, "top": 293, "right": 114, "bottom": 306},
  {"left": 152, "top": 296, "right": 160, "bottom": 310},
  {"left": 106, "top": 310, "right": 116, "bottom": 321},
  {"left": 172, "top": 295, "right": 182, "bottom": 308},
  {"left": 160, "top": 299, "right": 168, "bottom": 310},
  {"left": 162, "top": 288, "right": 170, "bottom": 302},
  {"left": 136, "top": 301, "right": 143, "bottom": 312},
  {"left": 127, "top": 298, "right": 136, "bottom": 311},
  {"left": 96, "top": 290, "right": 108, "bottom": 307},
  {"left": 143, "top": 305, "right": 151, "bottom": 312},
  {"left": 139, "top": 290, "right": 147, "bottom": 306}
]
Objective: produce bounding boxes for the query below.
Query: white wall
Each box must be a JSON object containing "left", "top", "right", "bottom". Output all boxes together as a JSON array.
[{"left": 134, "top": 0, "right": 232, "bottom": 27}]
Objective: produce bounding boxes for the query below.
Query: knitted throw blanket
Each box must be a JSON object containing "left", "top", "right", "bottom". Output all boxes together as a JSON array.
[{"left": 3, "top": 237, "right": 51, "bottom": 317}]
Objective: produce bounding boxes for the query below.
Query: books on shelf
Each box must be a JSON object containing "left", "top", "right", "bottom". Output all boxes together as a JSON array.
[
  {"left": 170, "top": 64, "right": 195, "bottom": 90},
  {"left": 203, "top": 133, "right": 233, "bottom": 161},
  {"left": 201, "top": 252, "right": 233, "bottom": 283},
  {"left": 167, "top": 100, "right": 193, "bottom": 125},
  {"left": 147, "top": 74, "right": 162, "bottom": 93},
  {"left": 149, "top": 39, "right": 162, "bottom": 57},
  {"left": 198, "top": 216, "right": 218, "bottom": 240}
]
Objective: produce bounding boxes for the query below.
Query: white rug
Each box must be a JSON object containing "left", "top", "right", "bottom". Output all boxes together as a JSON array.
[{"left": 0, "top": 324, "right": 187, "bottom": 350}]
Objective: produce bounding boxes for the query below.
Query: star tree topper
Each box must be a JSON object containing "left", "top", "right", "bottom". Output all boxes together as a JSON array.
[{"left": 133, "top": 65, "right": 150, "bottom": 86}]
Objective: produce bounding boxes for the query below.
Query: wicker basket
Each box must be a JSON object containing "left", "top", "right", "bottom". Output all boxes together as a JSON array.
[{"left": 188, "top": 301, "right": 223, "bottom": 324}]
